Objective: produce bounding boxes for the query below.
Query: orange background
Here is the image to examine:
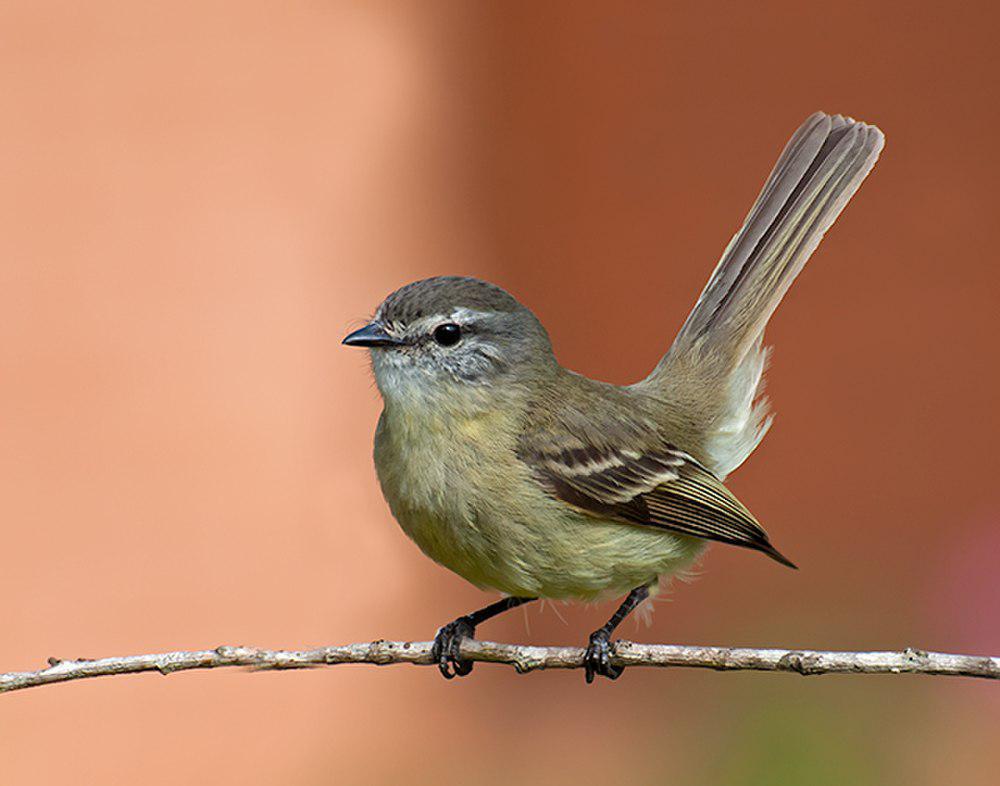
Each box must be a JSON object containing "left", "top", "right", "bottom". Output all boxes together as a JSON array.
[{"left": 2, "top": 2, "right": 999, "bottom": 784}]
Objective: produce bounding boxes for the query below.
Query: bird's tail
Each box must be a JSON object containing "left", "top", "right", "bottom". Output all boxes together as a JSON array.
[{"left": 642, "top": 112, "right": 884, "bottom": 477}]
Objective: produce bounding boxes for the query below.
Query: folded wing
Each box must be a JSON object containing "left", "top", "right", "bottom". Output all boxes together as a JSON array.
[{"left": 519, "top": 438, "right": 796, "bottom": 568}]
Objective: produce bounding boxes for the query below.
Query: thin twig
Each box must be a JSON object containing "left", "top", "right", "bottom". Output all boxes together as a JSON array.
[{"left": 2, "top": 640, "right": 998, "bottom": 694}]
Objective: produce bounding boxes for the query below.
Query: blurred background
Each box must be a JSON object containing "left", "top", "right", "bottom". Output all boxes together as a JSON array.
[{"left": 2, "top": 1, "right": 998, "bottom": 784}]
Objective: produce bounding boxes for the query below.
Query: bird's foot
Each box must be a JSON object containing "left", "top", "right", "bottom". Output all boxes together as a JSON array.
[
  {"left": 584, "top": 629, "right": 623, "bottom": 683},
  {"left": 431, "top": 616, "right": 476, "bottom": 679}
]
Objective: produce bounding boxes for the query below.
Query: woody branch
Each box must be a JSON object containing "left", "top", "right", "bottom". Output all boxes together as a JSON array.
[{"left": 2, "top": 640, "right": 998, "bottom": 693}]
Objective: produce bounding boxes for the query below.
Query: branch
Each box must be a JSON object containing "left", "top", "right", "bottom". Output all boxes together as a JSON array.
[{"left": 3, "top": 640, "right": 999, "bottom": 693}]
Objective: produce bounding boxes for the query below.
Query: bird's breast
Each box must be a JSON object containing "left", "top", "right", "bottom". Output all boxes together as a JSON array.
[{"left": 372, "top": 401, "right": 530, "bottom": 584}]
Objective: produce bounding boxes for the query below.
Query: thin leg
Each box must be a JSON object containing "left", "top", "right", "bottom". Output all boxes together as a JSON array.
[
  {"left": 432, "top": 596, "right": 537, "bottom": 679},
  {"left": 584, "top": 584, "right": 651, "bottom": 683}
]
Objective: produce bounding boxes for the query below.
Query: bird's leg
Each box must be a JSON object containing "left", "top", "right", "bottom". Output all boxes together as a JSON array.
[
  {"left": 584, "top": 584, "right": 651, "bottom": 683},
  {"left": 432, "top": 596, "right": 537, "bottom": 679}
]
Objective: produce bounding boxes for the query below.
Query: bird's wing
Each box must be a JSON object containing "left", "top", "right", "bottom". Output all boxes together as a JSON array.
[{"left": 517, "top": 435, "right": 795, "bottom": 568}]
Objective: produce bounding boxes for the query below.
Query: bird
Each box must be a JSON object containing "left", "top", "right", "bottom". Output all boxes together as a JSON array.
[{"left": 343, "top": 111, "right": 884, "bottom": 682}]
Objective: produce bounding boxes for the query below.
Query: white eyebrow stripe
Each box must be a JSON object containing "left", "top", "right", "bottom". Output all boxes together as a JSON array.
[
  {"left": 447, "top": 307, "right": 493, "bottom": 322},
  {"left": 373, "top": 305, "right": 494, "bottom": 328},
  {"left": 401, "top": 308, "right": 494, "bottom": 334}
]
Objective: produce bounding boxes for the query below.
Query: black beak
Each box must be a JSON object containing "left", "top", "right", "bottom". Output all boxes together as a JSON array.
[{"left": 342, "top": 321, "right": 403, "bottom": 348}]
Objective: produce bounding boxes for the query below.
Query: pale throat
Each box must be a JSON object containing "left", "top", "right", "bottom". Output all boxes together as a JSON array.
[
  {"left": 372, "top": 355, "right": 526, "bottom": 448},
  {"left": 379, "top": 369, "right": 510, "bottom": 420}
]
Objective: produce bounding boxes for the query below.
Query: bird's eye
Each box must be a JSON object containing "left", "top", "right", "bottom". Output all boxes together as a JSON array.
[{"left": 433, "top": 323, "right": 462, "bottom": 347}]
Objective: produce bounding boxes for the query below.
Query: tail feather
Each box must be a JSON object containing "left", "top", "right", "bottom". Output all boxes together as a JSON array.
[
  {"left": 643, "top": 112, "right": 884, "bottom": 478},
  {"left": 673, "top": 111, "right": 884, "bottom": 361}
]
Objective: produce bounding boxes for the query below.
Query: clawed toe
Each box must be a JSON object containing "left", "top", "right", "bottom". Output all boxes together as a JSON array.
[
  {"left": 431, "top": 617, "right": 476, "bottom": 679},
  {"left": 584, "top": 630, "right": 623, "bottom": 683}
]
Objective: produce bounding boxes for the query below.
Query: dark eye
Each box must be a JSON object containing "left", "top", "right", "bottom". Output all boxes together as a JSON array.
[{"left": 433, "top": 323, "right": 462, "bottom": 347}]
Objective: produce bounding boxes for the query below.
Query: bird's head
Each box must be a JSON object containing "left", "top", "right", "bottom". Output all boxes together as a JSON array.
[{"left": 343, "top": 276, "right": 555, "bottom": 406}]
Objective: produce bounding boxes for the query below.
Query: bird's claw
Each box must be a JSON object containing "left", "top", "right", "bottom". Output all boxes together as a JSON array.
[
  {"left": 584, "top": 630, "right": 623, "bottom": 683},
  {"left": 431, "top": 616, "right": 476, "bottom": 679}
]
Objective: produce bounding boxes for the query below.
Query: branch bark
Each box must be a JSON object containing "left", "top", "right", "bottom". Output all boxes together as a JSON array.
[{"left": 2, "top": 640, "right": 999, "bottom": 693}]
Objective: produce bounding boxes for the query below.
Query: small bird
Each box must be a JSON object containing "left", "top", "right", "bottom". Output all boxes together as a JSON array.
[{"left": 344, "top": 112, "right": 884, "bottom": 682}]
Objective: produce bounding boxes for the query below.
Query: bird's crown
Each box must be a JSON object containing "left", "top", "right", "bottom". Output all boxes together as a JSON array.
[{"left": 376, "top": 276, "right": 526, "bottom": 325}]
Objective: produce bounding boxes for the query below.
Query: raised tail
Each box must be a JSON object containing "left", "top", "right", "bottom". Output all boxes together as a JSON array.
[
  {"left": 672, "top": 112, "right": 884, "bottom": 361},
  {"left": 643, "top": 112, "right": 884, "bottom": 478}
]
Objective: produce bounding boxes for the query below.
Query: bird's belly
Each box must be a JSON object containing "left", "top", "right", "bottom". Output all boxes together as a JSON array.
[
  {"left": 374, "top": 409, "right": 706, "bottom": 600},
  {"left": 485, "top": 510, "right": 707, "bottom": 600},
  {"left": 383, "top": 472, "right": 706, "bottom": 600}
]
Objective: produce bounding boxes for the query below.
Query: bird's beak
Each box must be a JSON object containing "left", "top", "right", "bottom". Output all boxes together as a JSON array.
[{"left": 342, "top": 321, "right": 403, "bottom": 348}]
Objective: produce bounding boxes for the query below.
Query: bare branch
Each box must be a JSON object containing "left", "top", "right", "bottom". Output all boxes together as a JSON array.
[{"left": 2, "top": 640, "right": 998, "bottom": 694}]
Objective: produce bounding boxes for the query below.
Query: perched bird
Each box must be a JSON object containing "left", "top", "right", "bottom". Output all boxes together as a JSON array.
[{"left": 344, "top": 112, "right": 884, "bottom": 682}]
